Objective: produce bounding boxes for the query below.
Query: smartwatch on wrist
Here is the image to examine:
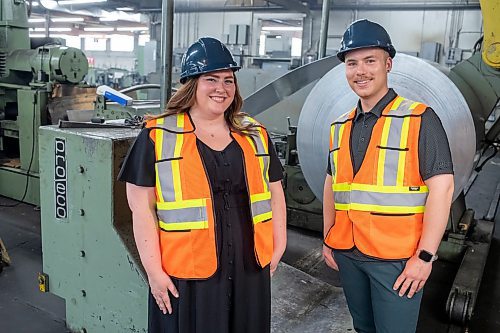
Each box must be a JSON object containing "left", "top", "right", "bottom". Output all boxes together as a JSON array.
[{"left": 418, "top": 249, "right": 438, "bottom": 263}]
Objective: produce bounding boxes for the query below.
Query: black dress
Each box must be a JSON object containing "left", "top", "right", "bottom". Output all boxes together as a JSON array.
[{"left": 118, "top": 128, "right": 283, "bottom": 333}]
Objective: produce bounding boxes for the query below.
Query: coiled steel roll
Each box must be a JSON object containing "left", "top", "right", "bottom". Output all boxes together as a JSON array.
[{"left": 297, "top": 53, "right": 475, "bottom": 201}]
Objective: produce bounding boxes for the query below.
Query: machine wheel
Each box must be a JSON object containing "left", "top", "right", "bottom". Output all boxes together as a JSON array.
[{"left": 447, "top": 289, "right": 472, "bottom": 324}]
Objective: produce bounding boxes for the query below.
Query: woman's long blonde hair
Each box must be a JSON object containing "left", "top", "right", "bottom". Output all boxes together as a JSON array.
[{"left": 146, "top": 74, "right": 256, "bottom": 134}]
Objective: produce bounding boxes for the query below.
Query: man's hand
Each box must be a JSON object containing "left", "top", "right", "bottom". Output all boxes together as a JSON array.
[
  {"left": 149, "top": 271, "right": 179, "bottom": 314},
  {"left": 393, "top": 255, "right": 432, "bottom": 298},
  {"left": 323, "top": 245, "right": 339, "bottom": 271}
]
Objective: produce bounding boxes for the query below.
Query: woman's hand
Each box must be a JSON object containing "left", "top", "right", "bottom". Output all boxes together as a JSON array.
[
  {"left": 270, "top": 257, "right": 280, "bottom": 277},
  {"left": 269, "top": 181, "right": 287, "bottom": 278},
  {"left": 149, "top": 271, "right": 179, "bottom": 314}
]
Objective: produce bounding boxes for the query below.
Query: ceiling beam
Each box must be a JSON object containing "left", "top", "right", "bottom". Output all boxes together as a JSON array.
[{"left": 266, "top": 0, "right": 310, "bottom": 14}]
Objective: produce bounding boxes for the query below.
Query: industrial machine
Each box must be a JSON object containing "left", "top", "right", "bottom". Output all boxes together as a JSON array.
[
  {"left": 37, "top": 1, "right": 498, "bottom": 332},
  {"left": 0, "top": 0, "right": 89, "bottom": 205},
  {"left": 92, "top": 84, "right": 161, "bottom": 121}
]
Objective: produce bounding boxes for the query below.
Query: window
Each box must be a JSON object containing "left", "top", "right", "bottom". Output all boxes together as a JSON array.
[
  {"left": 64, "top": 35, "right": 81, "bottom": 48},
  {"left": 138, "top": 34, "right": 150, "bottom": 46},
  {"left": 84, "top": 37, "right": 107, "bottom": 51},
  {"left": 110, "top": 35, "right": 134, "bottom": 52},
  {"left": 291, "top": 37, "right": 302, "bottom": 57}
]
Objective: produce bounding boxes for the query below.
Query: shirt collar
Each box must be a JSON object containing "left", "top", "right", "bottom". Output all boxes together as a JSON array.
[{"left": 354, "top": 88, "right": 398, "bottom": 121}]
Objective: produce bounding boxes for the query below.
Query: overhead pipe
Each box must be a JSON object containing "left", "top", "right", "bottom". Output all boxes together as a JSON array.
[
  {"left": 328, "top": 3, "right": 480, "bottom": 11},
  {"left": 157, "top": 3, "right": 481, "bottom": 13},
  {"left": 267, "top": 0, "right": 310, "bottom": 14},
  {"left": 160, "top": 0, "right": 174, "bottom": 111},
  {"left": 38, "top": 1, "right": 480, "bottom": 16},
  {"left": 318, "top": 0, "right": 331, "bottom": 59}
]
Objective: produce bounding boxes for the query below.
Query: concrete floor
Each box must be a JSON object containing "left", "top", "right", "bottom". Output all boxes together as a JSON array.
[{"left": 0, "top": 155, "right": 499, "bottom": 332}]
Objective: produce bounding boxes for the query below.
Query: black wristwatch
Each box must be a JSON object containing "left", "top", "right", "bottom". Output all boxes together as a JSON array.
[{"left": 418, "top": 249, "right": 438, "bottom": 263}]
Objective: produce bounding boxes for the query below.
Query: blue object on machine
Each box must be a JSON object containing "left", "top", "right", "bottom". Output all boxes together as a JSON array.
[{"left": 96, "top": 85, "right": 133, "bottom": 107}]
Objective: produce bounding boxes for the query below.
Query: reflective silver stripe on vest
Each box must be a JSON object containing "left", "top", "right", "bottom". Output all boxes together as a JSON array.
[
  {"left": 388, "top": 98, "right": 415, "bottom": 116},
  {"left": 331, "top": 124, "right": 340, "bottom": 177},
  {"left": 242, "top": 117, "right": 272, "bottom": 222},
  {"left": 330, "top": 111, "right": 352, "bottom": 177},
  {"left": 382, "top": 116, "right": 405, "bottom": 186},
  {"left": 333, "top": 189, "right": 350, "bottom": 205},
  {"left": 355, "top": 190, "right": 426, "bottom": 207},
  {"left": 157, "top": 206, "right": 208, "bottom": 224},
  {"left": 243, "top": 117, "right": 270, "bottom": 187},
  {"left": 250, "top": 128, "right": 270, "bottom": 184},
  {"left": 334, "top": 189, "right": 427, "bottom": 209},
  {"left": 330, "top": 150, "right": 336, "bottom": 177},
  {"left": 249, "top": 127, "right": 272, "bottom": 221},
  {"left": 251, "top": 199, "right": 272, "bottom": 222},
  {"left": 156, "top": 116, "right": 182, "bottom": 202},
  {"left": 381, "top": 98, "right": 419, "bottom": 186}
]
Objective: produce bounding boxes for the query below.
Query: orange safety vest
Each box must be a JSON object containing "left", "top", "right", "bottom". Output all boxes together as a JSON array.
[
  {"left": 146, "top": 113, "right": 274, "bottom": 279},
  {"left": 324, "top": 96, "right": 429, "bottom": 259}
]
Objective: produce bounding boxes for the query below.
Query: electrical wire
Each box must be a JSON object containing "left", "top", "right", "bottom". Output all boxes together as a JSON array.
[{"left": 0, "top": 92, "right": 38, "bottom": 207}]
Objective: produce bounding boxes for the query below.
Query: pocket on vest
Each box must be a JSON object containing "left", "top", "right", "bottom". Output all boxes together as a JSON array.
[
  {"left": 253, "top": 218, "right": 273, "bottom": 267},
  {"left": 160, "top": 227, "right": 217, "bottom": 279},
  {"left": 367, "top": 213, "right": 421, "bottom": 258}
]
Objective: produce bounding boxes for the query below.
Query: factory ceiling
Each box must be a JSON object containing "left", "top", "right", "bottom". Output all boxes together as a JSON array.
[
  {"left": 26, "top": 0, "right": 480, "bottom": 38},
  {"left": 31, "top": 0, "right": 481, "bottom": 14}
]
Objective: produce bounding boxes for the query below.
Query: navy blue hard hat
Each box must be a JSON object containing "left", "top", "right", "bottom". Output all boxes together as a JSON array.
[
  {"left": 337, "top": 19, "right": 396, "bottom": 62},
  {"left": 180, "top": 37, "right": 240, "bottom": 84}
]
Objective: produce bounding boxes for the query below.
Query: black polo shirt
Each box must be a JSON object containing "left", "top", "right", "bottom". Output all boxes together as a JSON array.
[{"left": 327, "top": 88, "right": 453, "bottom": 180}]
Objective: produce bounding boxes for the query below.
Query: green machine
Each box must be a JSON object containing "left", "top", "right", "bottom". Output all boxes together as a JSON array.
[
  {"left": 0, "top": 0, "right": 88, "bottom": 205},
  {"left": 39, "top": 125, "right": 149, "bottom": 332}
]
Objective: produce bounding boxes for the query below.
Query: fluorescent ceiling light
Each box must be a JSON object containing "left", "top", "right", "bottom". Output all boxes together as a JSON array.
[
  {"left": 58, "top": 0, "right": 106, "bottom": 5},
  {"left": 262, "top": 26, "right": 302, "bottom": 32},
  {"left": 29, "top": 33, "right": 46, "bottom": 37},
  {"left": 116, "top": 26, "right": 148, "bottom": 31},
  {"left": 80, "top": 34, "right": 106, "bottom": 38},
  {"left": 32, "top": 27, "right": 72, "bottom": 32},
  {"left": 84, "top": 27, "right": 114, "bottom": 32},
  {"left": 28, "top": 18, "right": 46, "bottom": 23},
  {"left": 116, "top": 7, "right": 133, "bottom": 11},
  {"left": 51, "top": 17, "right": 84, "bottom": 22},
  {"left": 31, "top": 1, "right": 40, "bottom": 6},
  {"left": 105, "top": 34, "right": 131, "bottom": 38},
  {"left": 48, "top": 34, "right": 69, "bottom": 38},
  {"left": 99, "top": 11, "right": 140, "bottom": 22}
]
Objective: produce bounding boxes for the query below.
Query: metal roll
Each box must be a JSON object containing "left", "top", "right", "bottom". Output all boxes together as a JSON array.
[{"left": 297, "top": 53, "right": 475, "bottom": 201}]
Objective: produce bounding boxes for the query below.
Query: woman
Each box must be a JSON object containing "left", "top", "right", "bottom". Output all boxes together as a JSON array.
[{"left": 118, "top": 37, "right": 287, "bottom": 333}]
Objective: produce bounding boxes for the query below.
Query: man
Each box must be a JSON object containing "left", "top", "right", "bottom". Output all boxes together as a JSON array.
[{"left": 322, "top": 19, "right": 454, "bottom": 333}]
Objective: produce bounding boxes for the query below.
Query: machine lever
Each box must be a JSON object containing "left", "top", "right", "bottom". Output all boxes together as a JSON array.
[{"left": 58, "top": 120, "right": 130, "bottom": 129}]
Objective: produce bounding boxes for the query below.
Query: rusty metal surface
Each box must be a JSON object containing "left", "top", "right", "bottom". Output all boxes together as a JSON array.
[{"left": 47, "top": 85, "right": 97, "bottom": 124}]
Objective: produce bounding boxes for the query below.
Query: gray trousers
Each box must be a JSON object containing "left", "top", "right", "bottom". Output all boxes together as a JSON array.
[{"left": 335, "top": 251, "right": 423, "bottom": 333}]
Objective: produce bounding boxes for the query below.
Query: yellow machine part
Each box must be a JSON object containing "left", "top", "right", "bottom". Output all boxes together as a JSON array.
[{"left": 480, "top": 0, "right": 500, "bottom": 69}]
